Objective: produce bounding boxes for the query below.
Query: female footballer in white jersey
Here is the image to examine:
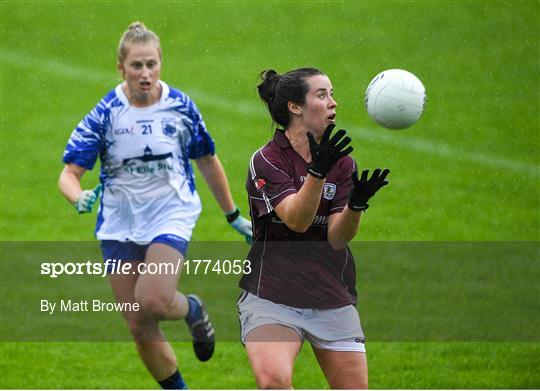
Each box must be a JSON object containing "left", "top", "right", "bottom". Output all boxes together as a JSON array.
[
  {"left": 238, "top": 68, "right": 390, "bottom": 389},
  {"left": 58, "top": 22, "right": 252, "bottom": 390}
]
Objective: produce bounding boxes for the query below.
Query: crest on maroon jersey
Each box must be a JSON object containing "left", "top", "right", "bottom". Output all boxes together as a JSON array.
[{"left": 323, "top": 183, "right": 336, "bottom": 200}]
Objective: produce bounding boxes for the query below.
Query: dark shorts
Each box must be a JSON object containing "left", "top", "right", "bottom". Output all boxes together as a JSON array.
[{"left": 100, "top": 234, "right": 189, "bottom": 273}]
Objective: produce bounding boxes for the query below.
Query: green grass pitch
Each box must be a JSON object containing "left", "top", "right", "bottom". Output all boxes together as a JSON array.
[{"left": 1, "top": 1, "right": 539, "bottom": 389}]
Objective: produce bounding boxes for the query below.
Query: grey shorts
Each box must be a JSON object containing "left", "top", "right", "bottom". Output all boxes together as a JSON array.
[{"left": 237, "top": 291, "right": 366, "bottom": 352}]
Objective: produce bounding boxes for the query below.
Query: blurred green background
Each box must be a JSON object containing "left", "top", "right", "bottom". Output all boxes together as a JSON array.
[{"left": 1, "top": 1, "right": 539, "bottom": 389}]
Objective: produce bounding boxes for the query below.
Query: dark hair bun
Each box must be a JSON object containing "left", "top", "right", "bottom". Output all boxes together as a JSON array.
[{"left": 257, "top": 69, "right": 280, "bottom": 107}]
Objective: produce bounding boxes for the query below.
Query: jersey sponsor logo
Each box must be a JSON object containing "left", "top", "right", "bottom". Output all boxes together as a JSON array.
[
  {"left": 122, "top": 146, "right": 174, "bottom": 173},
  {"left": 312, "top": 214, "right": 328, "bottom": 226},
  {"left": 323, "top": 183, "right": 336, "bottom": 200},
  {"left": 272, "top": 214, "right": 328, "bottom": 226},
  {"left": 122, "top": 145, "right": 173, "bottom": 165},
  {"left": 161, "top": 118, "right": 179, "bottom": 137}
]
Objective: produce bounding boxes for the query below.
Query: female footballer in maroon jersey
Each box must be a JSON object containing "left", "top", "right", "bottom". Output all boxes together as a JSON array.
[{"left": 238, "top": 67, "right": 390, "bottom": 389}]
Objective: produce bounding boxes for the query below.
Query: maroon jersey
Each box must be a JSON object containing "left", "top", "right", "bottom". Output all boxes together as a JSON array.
[{"left": 240, "top": 129, "right": 358, "bottom": 309}]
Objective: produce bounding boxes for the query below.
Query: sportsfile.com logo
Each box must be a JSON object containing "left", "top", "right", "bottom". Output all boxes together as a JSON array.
[
  {"left": 40, "top": 259, "right": 183, "bottom": 278},
  {"left": 40, "top": 259, "right": 252, "bottom": 278}
]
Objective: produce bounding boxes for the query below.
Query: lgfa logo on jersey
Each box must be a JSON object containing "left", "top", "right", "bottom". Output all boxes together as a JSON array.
[
  {"left": 114, "top": 127, "right": 132, "bottom": 136},
  {"left": 161, "top": 118, "right": 179, "bottom": 137},
  {"left": 323, "top": 183, "right": 336, "bottom": 200}
]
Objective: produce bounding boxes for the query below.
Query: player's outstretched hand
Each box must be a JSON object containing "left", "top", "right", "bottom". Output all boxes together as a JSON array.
[
  {"left": 74, "top": 184, "right": 102, "bottom": 214},
  {"left": 348, "top": 169, "right": 390, "bottom": 211},
  {"left": 226, "top": 208, "right": 253, "bottom": 244},
  {"left": 307, "top": 124, "right": 353, "bottom": 179}
]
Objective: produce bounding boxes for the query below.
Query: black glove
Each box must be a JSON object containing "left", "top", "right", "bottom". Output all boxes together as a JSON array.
[
  {"left": 348, "top": 168, "right": 390, "bottom": 211},
  {"left": 307, "top": 124, "right": 353, "bottom": 179}
]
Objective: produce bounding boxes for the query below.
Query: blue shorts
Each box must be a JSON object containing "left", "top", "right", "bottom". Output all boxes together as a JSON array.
[{"left": 100, "top": 234, "right": 189, "bottom": 273}]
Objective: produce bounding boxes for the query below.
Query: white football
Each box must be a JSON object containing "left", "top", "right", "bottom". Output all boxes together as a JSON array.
[{"left": 364, "top": 69, "right": 426, "bottom": 129}]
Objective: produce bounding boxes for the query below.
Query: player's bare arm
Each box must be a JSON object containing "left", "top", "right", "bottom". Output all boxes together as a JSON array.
[
  {"left": 328, "top": 168, "right": 390, "bottom": 249},
  {"left": 327, "top": 207, "right": 362, "bottom": 250},
  {"left": 194, "top": 154, "right": 235, "bottom": 213},
  {"left": 58, "top": 163, "right": 86, "bottom": 203},
  {"left": 273, "top": 175, "right": 325, "bottom": 233},
  {"left": 59, "top": 163, "right": 102, "bottom": 214},
  {"left": 195, "top": 154, "right": 253, "bottom": 242}
]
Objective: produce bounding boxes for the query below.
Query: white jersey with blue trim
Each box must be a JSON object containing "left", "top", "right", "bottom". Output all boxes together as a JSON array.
[{"left": 63, "top": 81, "right": 215, "bottom": 242}]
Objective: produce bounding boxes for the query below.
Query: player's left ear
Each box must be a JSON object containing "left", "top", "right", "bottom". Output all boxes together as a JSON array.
[{"left": 288, "top": 101, "right": 302, "bottom": 116}]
